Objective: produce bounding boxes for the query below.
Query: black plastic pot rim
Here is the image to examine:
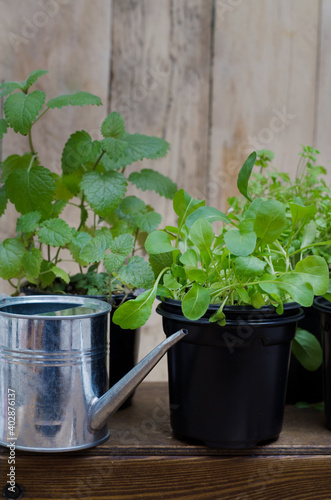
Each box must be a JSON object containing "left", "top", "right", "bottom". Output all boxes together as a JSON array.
[
  {"left": 156, "top": 297, "right": 304, "bottom": 327},
  {"left": 313, "top": 296, "right": 331, "bottom": 313}
]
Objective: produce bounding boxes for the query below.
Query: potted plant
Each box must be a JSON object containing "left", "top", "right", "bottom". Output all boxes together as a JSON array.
[
  {"left": 0, "top": 70, "right": 176, "bottom": 402},
  {"left": 228, "top": 147, "right": 331, "bottom": 403},
  {"left": 113, "top": 152, "right": 329, "bottom": 448}
]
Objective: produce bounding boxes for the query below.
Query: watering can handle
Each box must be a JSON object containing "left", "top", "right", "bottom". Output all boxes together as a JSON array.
[{"left": 89, "top": 328, "right": 188, "bottom": 431}]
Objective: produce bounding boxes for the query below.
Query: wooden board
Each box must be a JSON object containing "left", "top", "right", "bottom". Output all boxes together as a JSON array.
[{"left": 1, "top": 383, "right": 331, "bottom": 500}]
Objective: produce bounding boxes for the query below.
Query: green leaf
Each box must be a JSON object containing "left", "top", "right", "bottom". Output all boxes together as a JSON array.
[
  {"left": 104, "top": 253, "right": 126, "bottom": 273},
  {"left": 116, "top": 196, "right": 146, "bottom": 216},
  {"left": 149, "top": 252, "right": 173, "bottom": 277},
  {"left": 0, "top": 81, "right": 24, "bottom": 97},
  {"left": 289, "top": 203, "right": 316, "bottom": 228},
  {"left": 61, "top": 131, "right": 102, "bottom": 174},
  {"left": 55, "top": 172, "right": 82, "bottom": 200},
  {"left": 254, "top": 199, "right": 286, "bottom": 244},
  {"left": 145, "top": 231, "right": 174, "bottom": 254},
  {"left": 16, "top": 211, "right": 42, "bottom": 233},
  {"left": 116, "top": 255, "right": 155, "bottom": 288},
  {"left": 111, "top": 132, "right": 170, "bottom": 169},
  {"left": 189, "top": 219, "right": 214, "bottom": 253},
  {"left": 186, "top": 206, "right": 231, "bottom": 228},
  {"left": 244, "top": 198, "right": 265, "bottom": 220},
  {"left": 237, "top": 151, "right": 257, "bottom": 201},
  {"left": 294, "top": 256, "right": 329, "bottom": 295},
  {"left": 112, "top": 288, "right": 156, "bottom": 329},
  {"left": 182, "top": 283, "right": 210, "bottom": 320},
  {"left": 6, "top": 164, "right": 55, "bottom": 217},
  {"left": 184, "top": 266, "right": 206, "bottom": 282},
  {"left": 235, "top": 256, "right": 266, "bottom": 276},
  {"left": 101, "top": 137, "right": 128, "bottom": 161},
  {"left": 236, "top": 287, "right": 250, "bottom": 303},
  {"left": 276, "top": 273, "right": 314, "bottom": 307},
  {"left": 173, "top": 189, "right": 205, "bottom": 226},
  {"left": 68, "top": 231, "right": 92, "bottom": 266},
  {"left": 51, "top": 265, "right": 70, "bottom": 284},
  {"left": 0, "top": 186, "right": 7, "bottom": 217},
  {"left": 22, "top": 248, "right": 42, "bottom": 279},
  {"left": 292, "top": 328, "right": 323, "bottom": 371},
  {"left": 224, "top": 229, "right": 256, "bottom": 256},
  {"left": 37, "top": 218, "right": 73, "bottom": 247},
  {"left": 209, "top": 307, "right": 226, "bottom": 326},
  {"left": 163, "top": 272, "right": 181, "bottom": 290},
  {"left": 23, "top": 70, "right": 48, "bottom": 91},
  {"left": 80, "top": 171, "right": 127, "bottom": 217},
  {"left": 129, "top": 169, "right": 177, "bottom": 199},
  {"left": 4, "top": 90, "right": 46, "bottom": 135},
  {"left": 46, "top": 91, "right": 102, "bottom": 109},
  {"left": 1, "top": 153, "right": 33, "bottom": 183},
  {"left": 134, "top": 211, "right": 162, "bottom": 233},
  {"left": 301, "top": 220, "right": 317, "bottom": 249},
  {"left": 0, "top": 119, "right": 8, "bottom": 138},
  {"left": 101, "top": 112, "right": 125, "bottom": 139},
  {"left": 109, "top": 234, "right": 134, "bottom": 257},
  {"left": 179, "top": 249, "right": 198, "bottom": 267},
  {"left": 80, "top": 228, "right": 113, "bottom": 263},
  {"left": 0, "top": 238, "right": 25, "bottom": 279},
  {"left": 251, "top": 291, "right": 265, "bottom": 308}
]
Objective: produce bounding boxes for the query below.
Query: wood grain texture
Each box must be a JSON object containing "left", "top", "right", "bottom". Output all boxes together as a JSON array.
[
  {"left": 1, "top": 383, "right": 331, "bottom": 500},
  {"left": 209, "top": 0, "right": 320, "bottom": 210},
  {"left": 110, "top": 0, "right": 213, "bottom": 381},
  {"left": 0, "top": 0, "right": 112, "bottom": 295}
]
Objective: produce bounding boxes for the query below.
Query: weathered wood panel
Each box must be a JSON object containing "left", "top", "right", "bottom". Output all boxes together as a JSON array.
[
  {"left": 110, "top": 0, "right": 213, "bottom": 380},
  {"left": 209, "top": 0, "right": 319, "bottom": 210},
  {"left": 0, "top": 0, "right": 112, "bottom": 294}
]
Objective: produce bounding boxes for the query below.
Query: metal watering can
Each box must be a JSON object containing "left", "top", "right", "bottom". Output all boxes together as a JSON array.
[{"left": 0, "top": 295, "right": 187, "bottom": 452}]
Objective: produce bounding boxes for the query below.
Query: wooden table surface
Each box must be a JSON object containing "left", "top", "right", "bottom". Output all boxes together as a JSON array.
[{"left": 1, "top": 382, "right": 331, "bottom": 499}]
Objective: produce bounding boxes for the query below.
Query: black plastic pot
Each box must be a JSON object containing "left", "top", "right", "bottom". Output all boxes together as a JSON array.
[
  {"left": 157, "top": 298, "right": 304, "bottom": 449},
  {"left": 20, "top": 285, "right": 140, "bottom": 408},
  {"left": 313, "top": 297, "right": 331, "bottom": 429},
  {"left": 286, "top": 305, "right": 323, "bottom": 404}
]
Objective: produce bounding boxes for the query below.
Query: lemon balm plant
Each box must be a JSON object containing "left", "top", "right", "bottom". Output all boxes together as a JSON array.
[{"left": 0, "top": 70, "right": 176, "bottom": 298}]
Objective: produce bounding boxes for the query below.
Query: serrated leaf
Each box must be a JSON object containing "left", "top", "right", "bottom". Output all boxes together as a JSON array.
[
  {"left": 80, "top": 228, "right": 113, "bottom": 263},
  {"left": 101, "top": 112, "right": 125, "bottom": 139},
  {"left": 0, "top": 119, "right": 8, "bottom": 138},
  {"left": 80, "top": 171, "right": 127, "bottom": 217},
  {"left": 1, "top": 153, "right": 33, "bottom": 183},
  {"left": 0, "top": 238, "right": 26, "bottom": 279},
  {"left": 61, "top": 131, "right": 102, "bottom": 174},
  {"left": 46, "top": 91, "right": 102, "bottom": 109},
  {"left": 129, "top": 169, "right": 177, "bottom": 199},
  {"left": 182, "top": 283, "right": 210, "bottom": 320},
  {"left": 4, "top": 90, "right": 46, "bottom": 134},
  {"left": 104, "top": 253, "right": 126, "bottom": 273},
  {"left": 115, "top": 256, "right": 155, "bottom": 289},
  {"left": 0, "top": 81, "right": 24, "bottom": 97},
  {"left": 68, "top": 231, "right": 92, "bottom": 267},
  {"left": 16, "top": 211, "right": 42, "bottom": 233},
  {"left": 110, "top": 132, "right": 170, "bottom": 169},
  {"left": 55, "top": 172, "right": 82, "bottom": 200},
  {"left": 134, "top": 211, "right": 162, "bottom": 233},
  {"left": 22, "top": 248, "right": 42, "bottom": 278},
  {"left": 23, "top": 70, "right": 48, "bottom": 91},
  {"left": 6, "top": 164, "right": 55, "bottom": 217},
  {"left": 294, "top": 255, "right": 329, "bottom": 295},
  {"left": 38, "top": 218, "right": 73, "bottom": 247},
  {"left": 0, "top": 186, "right": 7, "bottom": 216},
  {"left": 52, "top": 265, "right": 70, "bottom": 284},
  {"left": 109, "top": 234, "right": 134, "bottom": 257},
  {"left": 292, "top": 328, "right": 323, "bottom": 371},
  {"left": 101, "top": 137, "right": 128, "bottom": 161},
  {"left": 51, "top": 199, "right": 67, "bottom": 218}
]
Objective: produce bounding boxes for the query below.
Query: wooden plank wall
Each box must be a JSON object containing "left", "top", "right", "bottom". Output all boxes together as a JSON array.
[{"left": 0, "top": 0, "right": 329, "bottom": 380}]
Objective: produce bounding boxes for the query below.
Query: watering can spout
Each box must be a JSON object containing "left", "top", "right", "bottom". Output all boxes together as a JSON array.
[{"left": 88, "top": 329, "right": 187, "bottom": 431}]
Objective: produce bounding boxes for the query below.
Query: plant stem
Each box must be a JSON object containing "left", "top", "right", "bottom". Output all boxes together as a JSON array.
[
  {"left": 32, "top": 107, "right": 50, "bottom": 126},
  {"left": 28, "top": 130, "right": 36, "bottom": 155},
  {"left": 92, "top": 150, "right": 106, "bottom": 171}
]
